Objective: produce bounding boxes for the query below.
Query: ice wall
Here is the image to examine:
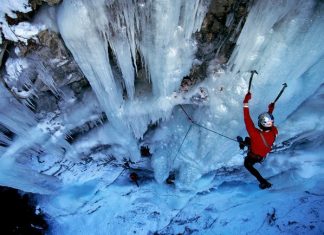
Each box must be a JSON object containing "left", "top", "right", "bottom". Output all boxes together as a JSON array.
[
  {"left": 221, "top": 1, "right": 321, "bottom": 165},
  {"left": 57, "top": 0, "right": 209, "bottom": 144},
  {"left": 220, "top": 0, "right": 324, "bottom": 141},
  {"left": 151, "top": 0, "right": 324, "bottom": 186},
  {"left": 1, "top": 0, "right": 323, "bottom": 190}
]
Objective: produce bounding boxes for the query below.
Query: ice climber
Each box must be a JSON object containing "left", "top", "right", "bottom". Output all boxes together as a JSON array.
[{"left": 239, "top": 92, "right": 278, "bottom": 189}]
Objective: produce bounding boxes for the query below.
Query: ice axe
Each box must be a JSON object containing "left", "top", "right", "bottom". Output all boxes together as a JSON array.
[
  {"left": 273, "top": 83, "right": 288, "bottom": 103},
  {"left": 248, "top": 70, "right": 258, "bottom": 92}
]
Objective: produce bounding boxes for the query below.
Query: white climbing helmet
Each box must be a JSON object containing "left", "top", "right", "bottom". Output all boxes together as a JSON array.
[{"left": 258, "top": 112, "right": 274, "bottom": 128}]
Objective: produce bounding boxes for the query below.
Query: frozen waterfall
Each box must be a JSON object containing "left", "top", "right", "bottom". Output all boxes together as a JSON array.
[
  {"left": 0, "top": 0, "right": 323, "bottom": 191},
  {"left": 57, "top": 0, "right": 210, "bottom": 142},
  {"left": 151, "top": 0, "right": 324, "bottom": 185},
  {"left": 0, "top": 0, "right": 324, "bottom": 233}
]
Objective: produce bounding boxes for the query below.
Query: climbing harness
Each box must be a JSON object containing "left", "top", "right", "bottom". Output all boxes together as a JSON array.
[{"left": 259, "top": 132, "right": 271, "bottom": 149}]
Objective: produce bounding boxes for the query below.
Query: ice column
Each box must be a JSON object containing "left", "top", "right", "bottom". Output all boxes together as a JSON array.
[
  {"left": 57, "top": 0, "right": 209, "bottom": 141},
  {"left": 0, "top": 83, "right": 36, "bottom": 145},
  {"left": 137, "top": 0, "right": 209, "bottom": 97}
]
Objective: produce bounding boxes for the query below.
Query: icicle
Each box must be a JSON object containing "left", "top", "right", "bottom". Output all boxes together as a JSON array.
[
  {"left": 0, "top": 83, "right": 36, "bottom": 136},
  {"left": 57, "top": 0, "right": 123, "bottom": 119},
  {"left": 57, "top": 0, "right": 210, "bottom": 142}
]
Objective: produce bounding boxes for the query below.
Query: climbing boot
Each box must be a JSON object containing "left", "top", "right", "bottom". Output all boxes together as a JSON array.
[
  {"left": 166, "top": 173, "right": 175, "bottom": 184},
  {"left": 259, "top": 180, "right": 272, "bottom": 190}
]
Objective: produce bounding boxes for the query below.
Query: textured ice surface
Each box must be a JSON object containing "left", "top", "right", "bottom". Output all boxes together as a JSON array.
[
  {"left": 57, "top": 0, "right": 210, "bottom": 144},
  {"left": 148, "top": 0, "right": 324, "bottom": 185}
]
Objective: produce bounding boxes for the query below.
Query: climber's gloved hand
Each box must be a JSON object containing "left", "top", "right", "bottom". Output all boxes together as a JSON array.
[
  {"left": 243, "top": 92, "right": 251, "bottom": 103},
  {"left": 237, "top": 136, "right": 245, "bottom": 150},
  {"left": 268, "top": 102, "right": 275, "bottom": 114}
]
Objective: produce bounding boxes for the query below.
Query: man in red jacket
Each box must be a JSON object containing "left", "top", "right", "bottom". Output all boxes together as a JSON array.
[{"left": 241, "top": 92, "right": 278, "bottom": 189}]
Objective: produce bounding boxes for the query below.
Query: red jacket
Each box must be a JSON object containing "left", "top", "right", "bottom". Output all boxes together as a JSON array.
[{"left": 243, "top": 106, "right": 278, "bottom": 157}]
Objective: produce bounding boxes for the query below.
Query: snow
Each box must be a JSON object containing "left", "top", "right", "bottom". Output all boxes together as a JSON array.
[
  {"left": 4, "top": 57, "right": 30, "bottom": 83},
  {"left": 0, "top": 0, "right": 31, "bottom": 24},
  {"left": 32, "top": 82, "right": 324, "bottom": 233},
  {"left": 0, "top": 0, "right": 46, "bottom": 44},
  {"left": 0, "top": 0, "right": 323, "bottom": 234},
  {"left": 36, "top": 146, "right": 324, "bottom": 234},
  {"left": 4, "top": 21, "right": 46, "bottom": 44}
]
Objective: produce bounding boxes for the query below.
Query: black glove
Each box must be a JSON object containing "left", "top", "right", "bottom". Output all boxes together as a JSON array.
[
  {"left": 244, "top": 137, "right": 251, "bottom": 147},
  {"left": 237, "top": 136, "right": 251, "bottom": 150},
  {"left": 237, "top": 136, "right": 245, "bottom": 150}
]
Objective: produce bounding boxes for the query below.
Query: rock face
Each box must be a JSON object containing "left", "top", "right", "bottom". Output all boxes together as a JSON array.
[
  {"left": 199, "top": 0, "right": 250, "bottom": 61},
  {"left": 42, "top": 0, "right": 61, "bottom": 5},
  {"left": 185, "top": 0, "right": 251, "bottom": 85},
  {"left": 4, "top": 29, "right": 85, "bottom": 112},
  {"left": 30, "top": 0, "right": 62, "bottom": 9}
]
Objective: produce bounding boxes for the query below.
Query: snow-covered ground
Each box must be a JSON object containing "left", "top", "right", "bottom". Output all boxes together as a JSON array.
[{"left": 37, "top": 146, "right": 324, "bottom": 234}]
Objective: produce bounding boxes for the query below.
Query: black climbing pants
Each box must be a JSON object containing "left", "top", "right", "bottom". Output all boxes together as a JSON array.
[{"left": 244, "top": 153, "right": 267, "bottom": 184}]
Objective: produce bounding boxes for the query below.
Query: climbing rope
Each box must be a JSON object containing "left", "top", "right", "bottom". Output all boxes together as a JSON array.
[
  {"left": 170, "top": 105, "right": 238, "bottom": 165},
  {"left": 179, "top": 105, "right": 238, "bottom": 142},
  {"left": 179, "top": 105, "right": 285, "bottom": 153},
  {"left": 175, "top": 124, "right": 193, "bottom": 158}
]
